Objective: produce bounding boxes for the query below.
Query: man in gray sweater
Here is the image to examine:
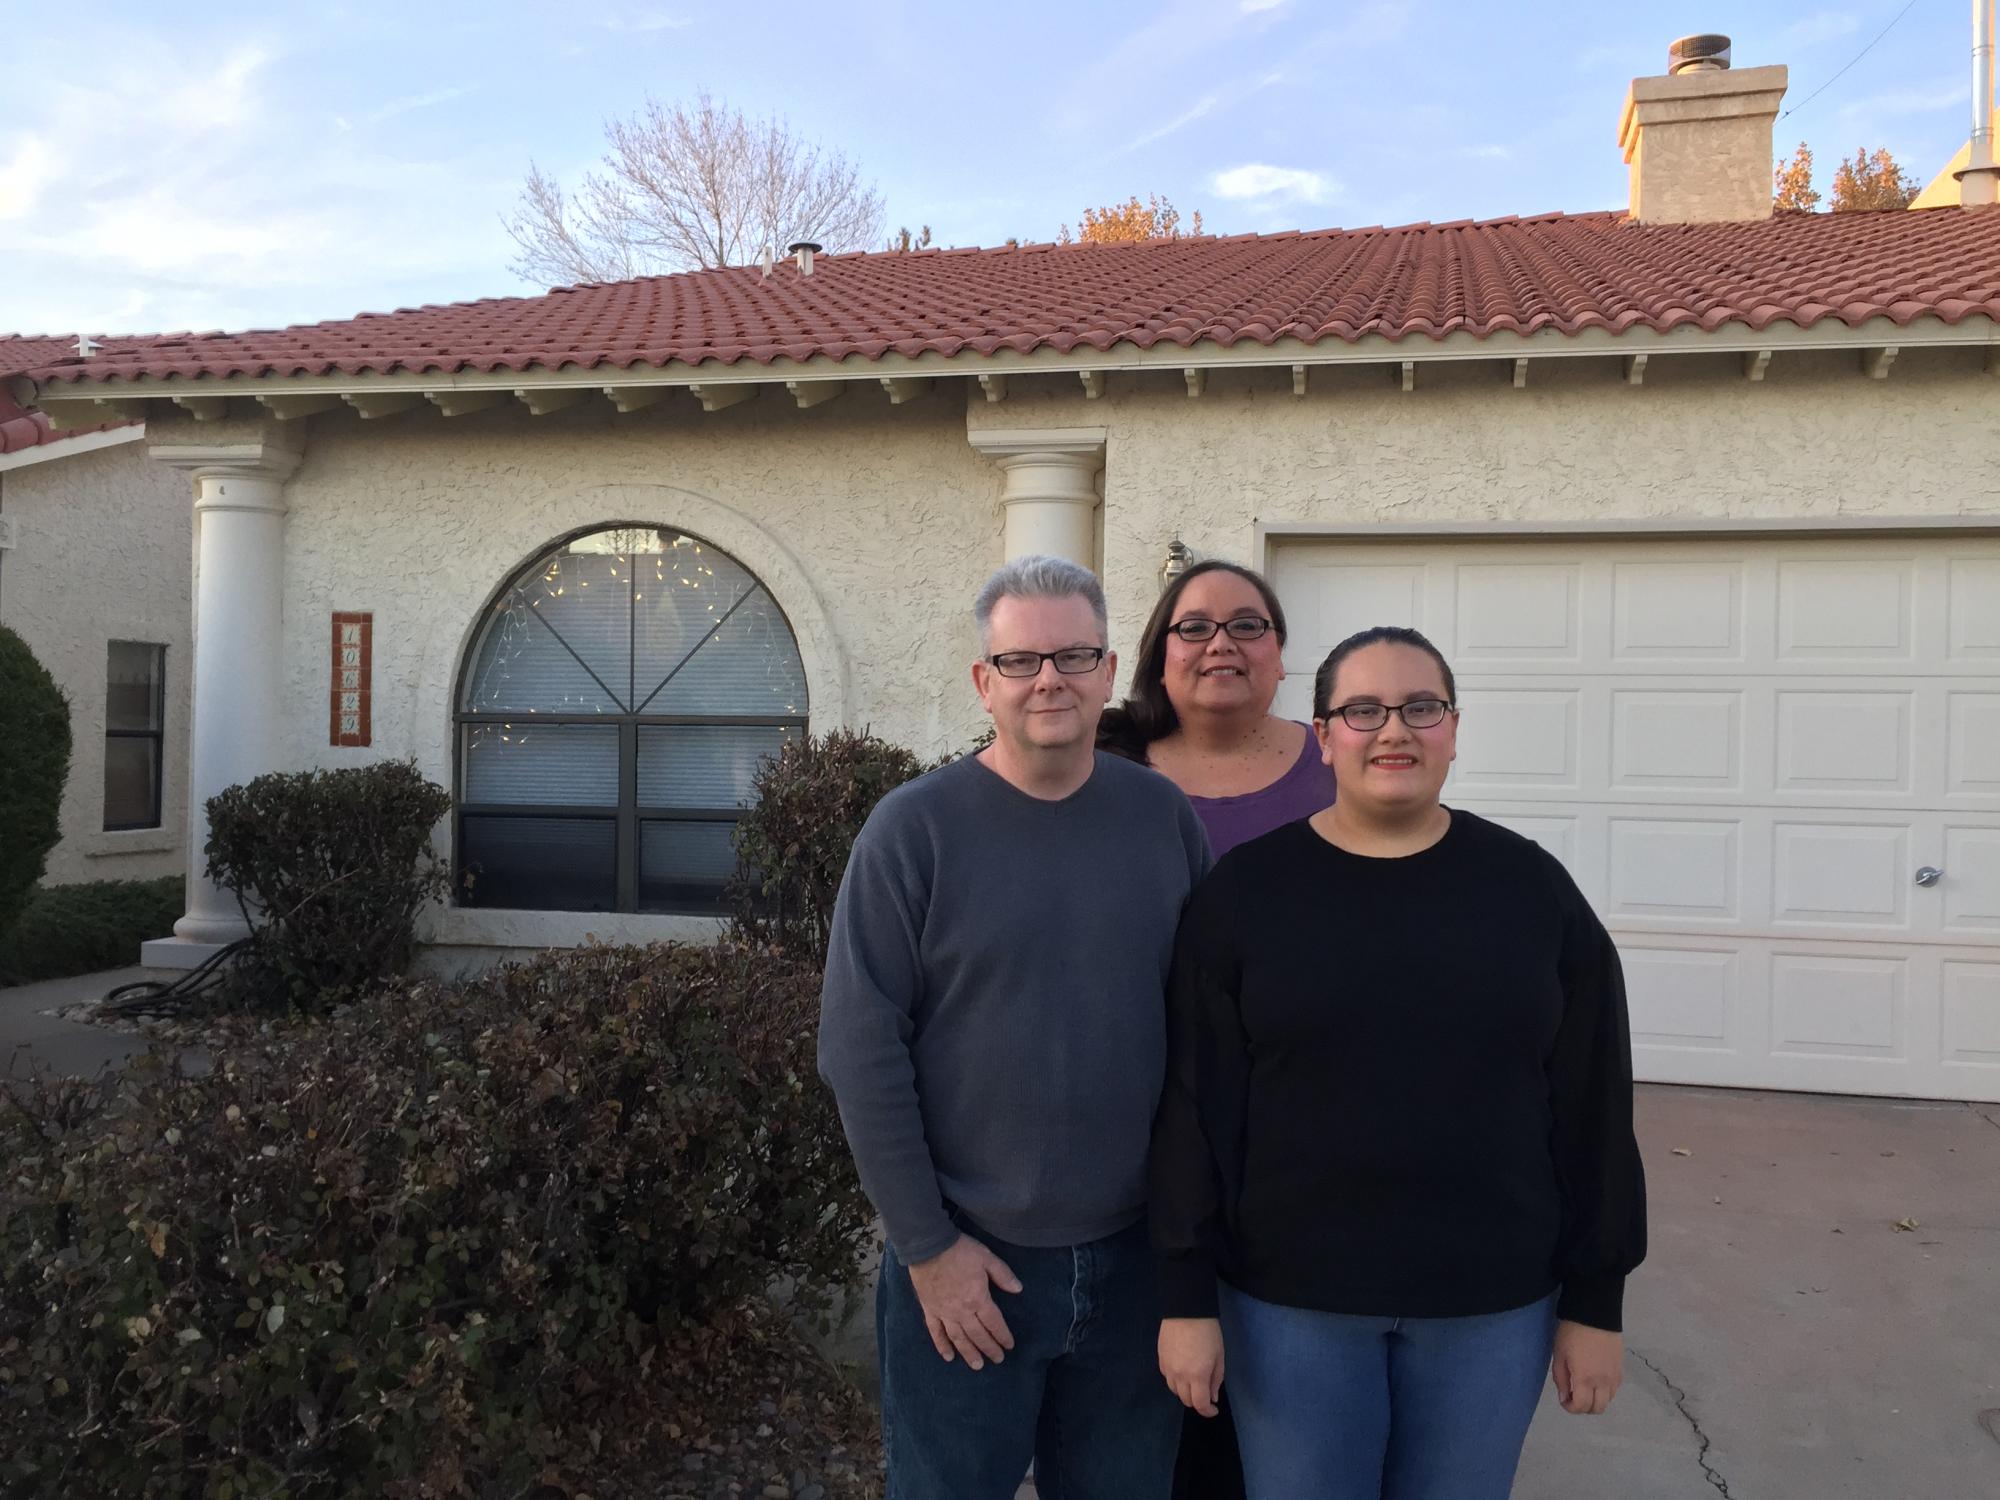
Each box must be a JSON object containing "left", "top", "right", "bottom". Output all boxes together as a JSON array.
[{"left": 819, "top": 555, "right": 1210, "bottom": 1500}]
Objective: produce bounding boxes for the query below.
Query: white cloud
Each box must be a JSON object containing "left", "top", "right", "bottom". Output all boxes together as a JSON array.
[
  {"left": 1457, "top": 144, "right": 1511, "bottom": 161},
  {"left": 364, "top": 85, "right": 476, "bottom": 126},
  {"left": 160, "top": 44, "right": 275, "bottom": 133},
  {"left": 1239, "top": 0, "right": 1287, "bottom": 13},
  {"left": 0, "top": 28, "right": 516, "bottom": 336},
  {"left": 1786, "top": 12, "right": 1861, "bottom": 48},
  {"left": 1212, "top": 163, "right": 1333, "bottom": 204},
  {"left": 1123, "top": 94, "right": 1220, "bottom": 154},
  {"left": 0, "top": 135, "right": 59, "bottom": 223}
]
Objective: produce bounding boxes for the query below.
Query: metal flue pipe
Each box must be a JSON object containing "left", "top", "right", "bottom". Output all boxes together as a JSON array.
[{"left": 1966, "top": 0, "right": 1999, "bottom": 204}]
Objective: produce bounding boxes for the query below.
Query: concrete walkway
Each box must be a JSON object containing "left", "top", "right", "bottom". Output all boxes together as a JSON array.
[{"left": 0, "top": 965, "right": 164, "bottom": 1081}]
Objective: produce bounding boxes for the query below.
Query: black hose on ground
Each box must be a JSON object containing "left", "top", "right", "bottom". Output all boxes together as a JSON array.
[{"left": 98, "top": 938, "right": 251, "bottom": 1019}]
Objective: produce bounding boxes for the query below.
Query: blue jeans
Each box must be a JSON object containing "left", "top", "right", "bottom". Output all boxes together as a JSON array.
[
  {"left": 1218, "top": 1283, "right": 1558, "bottom": 1500},
  {"left": 877, "top": 1216, "right": 1181, "bottom": 1500}
]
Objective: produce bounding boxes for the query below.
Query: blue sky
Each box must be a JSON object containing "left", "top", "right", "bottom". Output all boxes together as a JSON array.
[{"left": 0, "top": 0, "right": 1981, "bottom": 337}]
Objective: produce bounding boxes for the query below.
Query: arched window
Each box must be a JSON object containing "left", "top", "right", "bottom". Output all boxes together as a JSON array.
[{"left": 455, "top": 525, "right": 807, "bottom": 913}]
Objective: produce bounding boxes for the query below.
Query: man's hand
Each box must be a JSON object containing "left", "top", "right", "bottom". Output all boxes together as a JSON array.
[
  {"left": 906, "top": 1233, "right": 1023, "bottom": 1370},
  {"left": 1550, "top": 1320, "right": 1623, "bottom": 1415},
  {"left": 1159, "top": 1317, "right": 1225, "bottom": 1417}
]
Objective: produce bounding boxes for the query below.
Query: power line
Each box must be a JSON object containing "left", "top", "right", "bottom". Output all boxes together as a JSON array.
[{"left": 1780, "top": 0, "right": 1927, "bottom": 121}]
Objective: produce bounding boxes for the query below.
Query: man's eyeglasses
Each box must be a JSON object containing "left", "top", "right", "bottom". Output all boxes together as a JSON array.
[
  {"left": 986, "top": 646, "right": 1108, "bottom": 678},
  {"left": 1167, "top": 616, "right": 1274, "bottom": 643},
  {"left": 1317, "top": 699, "right": 1454, "bottom": 731}
]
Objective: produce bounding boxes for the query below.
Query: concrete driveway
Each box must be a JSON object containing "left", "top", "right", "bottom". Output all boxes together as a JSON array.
[
  {"left": 818, "top": 1084, "right": 2000, "bottom": 1500},
  {"left": 1516, "top": 1084, "right": 2000, "bottom": 1500}
]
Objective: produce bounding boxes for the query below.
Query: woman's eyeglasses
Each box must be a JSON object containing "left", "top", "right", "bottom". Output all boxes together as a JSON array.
[
  {"left": 1168, "top": 616, "right": 1273, "bottom": 643},
  {"left": 1317, "top": 699, "right": 1454, "bottom": 731}
]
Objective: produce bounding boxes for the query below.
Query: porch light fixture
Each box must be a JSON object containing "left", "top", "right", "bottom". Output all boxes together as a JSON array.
[{"left": 1160, "top": 533, "right": 1192, "bottom": 591}]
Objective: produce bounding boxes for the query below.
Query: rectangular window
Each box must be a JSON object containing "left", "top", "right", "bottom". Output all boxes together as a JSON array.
[{"left": 104, "top": 641, "right": 165, "bottom": 831}]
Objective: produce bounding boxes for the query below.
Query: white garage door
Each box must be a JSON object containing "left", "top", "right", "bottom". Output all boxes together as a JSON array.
[{"left": 1271, "top": 536, "right": 2000, "bottom": 1103}]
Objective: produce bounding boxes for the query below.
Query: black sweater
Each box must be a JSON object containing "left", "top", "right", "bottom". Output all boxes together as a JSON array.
[{"left": 1149, "top": 809, "right": 1646, "bottom": 1332}]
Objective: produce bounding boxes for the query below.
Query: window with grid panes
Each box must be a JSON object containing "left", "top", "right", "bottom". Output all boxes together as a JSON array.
[
  {"left": 455, "top": 527, "right": 808, "bottom": 914},
  {"left": 104, "top": 641, "right": 165, "bottom": 830}
]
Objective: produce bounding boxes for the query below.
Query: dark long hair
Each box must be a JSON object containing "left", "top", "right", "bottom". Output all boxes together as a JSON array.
[
  {"left": 1098, "top": 559, "right": 1289, "bottom": 763},
  {"left": 1310, "top": 626, "right": 1457, "bottom": 719}
]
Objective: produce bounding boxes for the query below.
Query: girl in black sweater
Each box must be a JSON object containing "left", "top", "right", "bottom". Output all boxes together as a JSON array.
[{"left": 1150, "top": 626, "right": 1646, "bottom": 1500}]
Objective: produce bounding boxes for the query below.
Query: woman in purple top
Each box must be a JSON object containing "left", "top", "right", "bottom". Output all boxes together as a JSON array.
[
  {"left": 1101, "top": 559, "right": 1335, "bottom": 857},
  {"left": 1100, "top": 558, "right": 1333, "bottom": 1500}
]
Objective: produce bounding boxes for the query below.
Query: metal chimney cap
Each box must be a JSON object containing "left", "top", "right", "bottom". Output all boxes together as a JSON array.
[
  {"left": 786, "top": 241, "right": 823, "bottom": 256},
  {"left": 1668, "top": 34, "right": 1731, "bottom": 74}
]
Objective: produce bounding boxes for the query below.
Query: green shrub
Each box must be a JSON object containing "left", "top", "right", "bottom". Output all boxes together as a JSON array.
[
  {"left": 204, "top": 760, "right": 450, "bottom": 1009},
  {"left": 0, "top": 940, "right": 872, "bottom": 1498},
  {"left": 0, "top": 875, "right": 185, "bottom": 986},
  {"left": 0, "top": 625, "right": 72, "bottom": 938},
  {"left": 729, "top": 727, "right": 931, "bottom": 961}
]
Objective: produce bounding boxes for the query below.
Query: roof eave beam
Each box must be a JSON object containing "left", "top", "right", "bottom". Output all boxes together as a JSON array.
[
  {"left": 256, "top": 393, "right": 344, "bottom": 420},
  {"left": 1079, "top": 370, "right": 1106, "bottom": 399},
  {"left": 169, "top": 395, "right": 229, "bottom": 421},
  {"left": 1183, "top": 367, "right": 1206, "bottom": 398},
  {"left": 604, "top": 385, "right": 668, "bottom": 414},
  {"left": 1511, "top": 357, "right": 1530, "bottom": 389},
  {"left": 977, "top": 372, "right": 1007, "bottom": 403},
  {"left": 1623, "top": 352, "right": 1649, "bottom": 386},
  {"left": 786, "top": 380, "right": 845, "bottom": 409},
  {"left": 689, "top": 382, "right": 756, "bottom": 412},
  {"left": 517, "top": 388, "right": 586, "bottom": 416},
  {"left": 1397, "top": 359, "right": 1415, "bottom": 393},
  {"left": 1291, "top": 364, "right": 1308, "bottom": 396},
  {"left": 879, "top": 377, "right": 928, "bottom": 405},
  {"left": 1862, "top": 346, "right": 1899, "bottom": 380},
  {"left": 343, "top": 392, "right": 422, "bottom": 420},
  {"left": 1744, "top": 349, "right": 1773, "bottom": 382},
  {"left": 428, "top": 390, "right": 508, "bottom": 418}
]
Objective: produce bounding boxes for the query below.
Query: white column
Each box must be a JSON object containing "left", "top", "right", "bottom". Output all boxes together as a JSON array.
[
  {"left": 967, "top": 428, "right": 1107, "bottom": 566},
  {"left": 142, "top": 435, "right": 302, "bottom": 967}
]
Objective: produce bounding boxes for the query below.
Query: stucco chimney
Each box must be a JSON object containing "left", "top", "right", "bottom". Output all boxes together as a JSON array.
[{"left": 1617, "top": 35, "right": 1788, "bottom": 223}]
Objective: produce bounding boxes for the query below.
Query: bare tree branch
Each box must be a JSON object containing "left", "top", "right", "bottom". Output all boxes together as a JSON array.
[{"left": 503, "top": 92, "right": 885, "bottom": 286}]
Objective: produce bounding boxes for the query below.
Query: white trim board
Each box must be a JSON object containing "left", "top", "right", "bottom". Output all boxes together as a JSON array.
[
  {"left": 0, "top": 425, "right": 144, "bottom": 473},
  {"left": 1254, "top": 513, "right": 2000, "bottom": 562}
]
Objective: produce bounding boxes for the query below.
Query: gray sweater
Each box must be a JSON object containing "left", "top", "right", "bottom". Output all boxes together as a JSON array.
[{"left": 818, "top": 752, "right": 1211, "bottom": 1263}]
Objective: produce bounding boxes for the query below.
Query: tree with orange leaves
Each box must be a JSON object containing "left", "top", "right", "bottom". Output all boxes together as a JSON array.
[
  {"left": 1059, "top": 194, "right": 1204, "bottom": 244},
  {"left": 1773, "top": 142, "right": 1820, "bottom": 211},
  {"left": 1828, "top": 147, "right": 1920, "bottom": 210}
]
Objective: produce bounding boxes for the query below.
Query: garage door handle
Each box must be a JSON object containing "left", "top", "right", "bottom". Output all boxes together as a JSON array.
[{"left": 1914, "top": 866, "right": 1944, "bottom": 888}]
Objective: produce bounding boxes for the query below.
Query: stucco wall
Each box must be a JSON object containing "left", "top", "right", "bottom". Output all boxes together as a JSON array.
[
  {"left": 136, "top": 343, "right": 2000, "bottom": 955},
  {"left": 0, "top": 436, "right": 191, "bottom": 886},
  {"left": 967, "top": 345, "right": 2000, "bottom": 657},
  {"left": 221, "top": 390, "right": 1001, "bottom": 955}
]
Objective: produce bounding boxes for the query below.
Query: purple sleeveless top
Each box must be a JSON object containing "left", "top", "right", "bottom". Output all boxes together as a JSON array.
[{"left": 1182, "top": 723, "right": 1337, "bottom": 858}]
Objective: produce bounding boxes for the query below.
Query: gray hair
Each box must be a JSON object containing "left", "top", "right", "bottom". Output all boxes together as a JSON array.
[{"left": 973, "top": 555, "right": 1109, "bottom": 650}]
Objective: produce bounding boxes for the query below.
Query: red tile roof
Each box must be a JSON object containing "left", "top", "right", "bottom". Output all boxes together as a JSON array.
[
  {"left": 15, "top": 209, "right": 2000, "bottom": 390},
  {"left": 1, "top": 338, "right": 139, "bottom": 453}
]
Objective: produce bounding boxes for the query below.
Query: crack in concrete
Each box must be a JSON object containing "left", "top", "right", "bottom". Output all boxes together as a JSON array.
[
  {"left": 1630, "top": 1349, "right": 1734, "bottom": 1499},
  {"left": 1971, "top": 1105, "right": 2000, "bottom": 1136}
]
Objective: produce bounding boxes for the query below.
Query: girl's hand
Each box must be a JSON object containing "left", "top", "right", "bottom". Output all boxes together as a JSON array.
[
  {"left": 1159, "top": 1317, "right": 1226, "bottom": 1416},
  {"left": 1550, "top": 1320, "right": 1624, "bottom": 1415}
]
